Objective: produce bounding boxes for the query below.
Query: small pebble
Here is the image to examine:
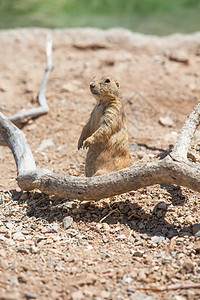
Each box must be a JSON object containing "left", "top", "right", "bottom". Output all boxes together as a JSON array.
[
  {"left": 71, "top": 290, "right": 83, "bottom": 300},
  {"left": 192, "top": 223, "right": 200, "bottom": 236},
  {"left": 16, "top": 247, "right": 29, "bottom": 254},
  {"left": 131, "top": 250, "right": 144, "bottom": 257},
  {"left": 62, "top": 216, "right": 73, "bottom": 229},
  {"left": 151, "top": 236, "right": 165, "bottom": 244},
  {"left": 13, "top": 232, "right": 25, "bottom": 241},
  {"left": 116, "top": 234, "right": 127, "bottom": 240},
  {"left": 159, "top": 116, "right": 174, "bottom": 127},
  {"left": 127, "top": 286, "right": 135, "bottom": 294},
  {"left": 24, "top": 291, "right": 37, "bottom": 299},
  {"left": 157, "top": 202, "right": 167, "bottom": 210}
]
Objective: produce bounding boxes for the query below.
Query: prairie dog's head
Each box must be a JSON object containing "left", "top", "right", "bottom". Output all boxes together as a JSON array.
[{"left": 90, "top": 75, "right": 120, "bottom": 102}]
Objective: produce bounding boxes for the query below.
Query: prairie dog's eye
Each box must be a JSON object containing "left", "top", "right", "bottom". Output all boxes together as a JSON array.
[{"left": 105, "top": 79, "right": 110, "bottom": 83}]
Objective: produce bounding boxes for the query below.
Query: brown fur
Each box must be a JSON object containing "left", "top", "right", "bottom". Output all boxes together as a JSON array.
[{"left": 78, "top": 75, "right": 130, "bottom": 177}]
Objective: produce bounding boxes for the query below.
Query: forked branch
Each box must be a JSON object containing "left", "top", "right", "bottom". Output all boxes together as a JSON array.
[{"left": 1, "top": 101, "right": 200, "bottom": 200}]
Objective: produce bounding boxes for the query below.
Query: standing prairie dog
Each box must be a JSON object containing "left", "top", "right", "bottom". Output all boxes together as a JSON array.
[{"left": 78, "top": 75, "right": 130, "bottom": 177}]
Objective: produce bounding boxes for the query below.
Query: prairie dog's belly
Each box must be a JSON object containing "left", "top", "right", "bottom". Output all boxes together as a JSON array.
[{"left": 90, "top": 104, "right": 105, "bottom": 133}]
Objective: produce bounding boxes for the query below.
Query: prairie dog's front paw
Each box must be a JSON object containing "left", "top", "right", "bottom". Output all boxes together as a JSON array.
[
  {"left": 83, "top": 137, "right": 94, "bottom": 149},
  {"left": 78, "top": 138, "right": 84, "bottom": 150}
]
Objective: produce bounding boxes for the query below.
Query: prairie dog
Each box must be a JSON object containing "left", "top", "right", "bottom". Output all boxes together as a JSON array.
[{"left": 78, "top": 75, "right": 130, "bottom": 177}]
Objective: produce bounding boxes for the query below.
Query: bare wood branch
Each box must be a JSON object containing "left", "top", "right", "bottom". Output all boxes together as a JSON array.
[
  {"left": 8, "top": 34, "right": 53, "bottom": 123},
  {"left": 0, "top": 112, "right": 36, "bottom": 175},
  {"left": 15, "top": 155, "right": 200, "bottom": 200},
  {"left": 171, "top": 101, "right": 200, "bottom": 161}
]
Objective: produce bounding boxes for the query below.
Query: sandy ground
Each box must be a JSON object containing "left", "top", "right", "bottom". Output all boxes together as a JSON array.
[{"left": 0, "top": 28, "right": 200, "bottom": 299}]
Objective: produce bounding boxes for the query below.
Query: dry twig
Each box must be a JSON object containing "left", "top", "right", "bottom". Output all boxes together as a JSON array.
[{"left": 8, "top": 34, "right": 53, "bottom": 123}]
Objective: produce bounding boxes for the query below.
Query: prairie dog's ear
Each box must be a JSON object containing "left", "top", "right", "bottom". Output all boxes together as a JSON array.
[{"left": 115, "top": 80, "right": 120, "bottom": 88}]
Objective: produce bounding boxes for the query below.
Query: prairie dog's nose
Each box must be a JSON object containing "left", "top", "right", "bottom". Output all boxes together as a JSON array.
[{"left": 90, "top": 81, "right": 95, "bottom": 89}]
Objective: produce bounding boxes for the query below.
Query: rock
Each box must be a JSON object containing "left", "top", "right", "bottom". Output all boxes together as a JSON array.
[
  {"left": 20, "top": 193, "right": 29, "bottom": 201},
  {"left": 31, "top": 246, "right": 39, "bottom": 254},
  {"left": 71, "top": 290, "right": 83, "bottom": 300},
  {"left": 138, "top": 222, "right": 145, "bottom": 230},
  {"left": 151, "top": 236, "right": 165, "bottom": 244},
  {"left": 130, "top": 291, "right": 155, "bottom": 300},
  {"left": 64, "top": 201, "right": 75, "bottom": 209},
  {"left": 21, "top": 230, "right": 30, "bottom": 235},
  {"left": 16, "top": 246, "right": 30, "bottom": 254},
  {"left": 193, "top": 241, "right": 200, "bottom": 252},
  {"left": 51, "top": 223, "right": 59, "bottom": 233},
  {"left": 24, "top": 291, "right": 37, "bottom": 299},
  {"left": 96, "top": 223, "right": 102, "bottom": 231},
  {"left": 127, "top": 286, "right": 135, "bottom": 294},
  {"left": 101, "top": 223, "right": 111, "bottom": 231},
  {"left": 192, "top": 223, "right": 200, "bottom": 236},
  {"left": 129, "top": 144, "right": 139, "bottom": 150},
  {"left": 24, "top": 239, "right": 35, "bottom": 246},
  {"left": 36, "top": 139, "right": 54, "bottom": 152},
  {"left": 5, "top": 222, "right": 14, "bottom": 229},
  {"left": 173, "top": 296, "right": 186, "bottom": 300},
  {"left": 180, "top": 259, "right": 194, "bottom": 274},
  {"left": 47, "top": 261, "right": 56, "bottom": 268},
  {"left": 87, "top": 245, "right": 93, "bottom": 250},
  {"left": 137, "top": 270, "right": 147, "bottom": 282},
  {"left": 116, "top": 234, "right": 127, "bottom": 240},
  {"left": 157, "top": 202, "right": 167, "bottom": 210},
  {"left": 169, "top": 50, "right": 189, "bottom": 64},
  {"left": 18, "top": 274, "right": 27, "bottom": 283},
  {"left": 156, "top": 210, "right": 163, "bottom": 218},
  {"left": 195, "top": 231, "right": 200, "bottom": 237},
  {"left": 123, "top": 275, "right": 132, "bottom": 284},
  {"left": 185, "top": 215, "right": 194, "bottom": 223},
  {"left": 129, "top": 237, "right": 136, "bottom": 243},
  {"left": 62, "top": 216, "right": 73, "bottom": 229},
  {"left": 131, "top": 250, "right": 144, "bottom": 257},
  {"left": 55, "top": 262, "right": 64, "bottom": 272},
  {"left": 13, "top": 232, "right": 25, "bottom": 241},
  {"left": 137, "top": 151, "right": 145, "bottom": 159},
  {"left": 72, "top": 207, "right": 86, "bottom": 214},
  {"left": 159, "top": 116, "right": 174, "bottom": 127}
]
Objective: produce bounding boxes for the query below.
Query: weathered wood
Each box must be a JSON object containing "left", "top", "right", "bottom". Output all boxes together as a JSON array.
[
  {"left": 172, "top": 101, "right": 200, "bottom": 161},
  {"left": 8, "top": 34, "right": 52, "bottom": 123},
  {"left": 16, "top": 157, "right": 200, "bottom": 200},
  {"left": 0, "top": 112, "right": 36, "bottom": 175}
]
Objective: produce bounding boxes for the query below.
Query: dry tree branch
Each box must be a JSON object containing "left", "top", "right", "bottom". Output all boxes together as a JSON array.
[
  {"left": 0, "top": 112, "right": 36, "bottom": 175},
  {"left": 8, "top": 34, "right": 53, "bottom": 123},
  {"left": 171, "top": 101, "right": 200, "bottom": 161},
  {"left": 1, "top": 35, "right": 200, "bottom": 201}
]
